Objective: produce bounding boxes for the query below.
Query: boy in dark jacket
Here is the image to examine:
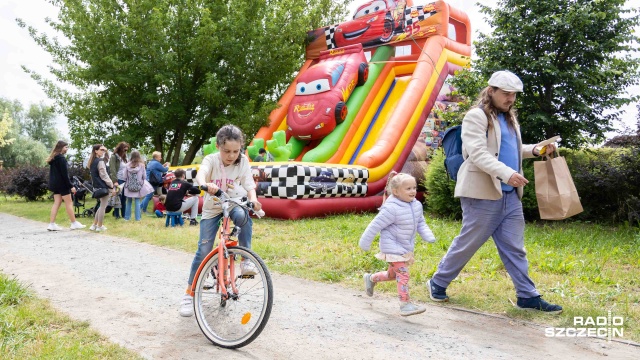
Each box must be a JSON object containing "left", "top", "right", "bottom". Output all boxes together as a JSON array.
[{"left": 165, "top": 169, "right": 201, "bottom": 225}]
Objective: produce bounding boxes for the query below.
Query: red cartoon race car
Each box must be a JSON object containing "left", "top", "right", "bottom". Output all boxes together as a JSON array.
[
  {"left": 333, "top": 0, "right": 404, "bottom": 48},
  {"left": 288, "top": 44, "right": 368, "bottom": 141}
]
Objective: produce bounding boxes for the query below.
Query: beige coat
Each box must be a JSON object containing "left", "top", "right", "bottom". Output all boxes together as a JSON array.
[{"left": 454, "top": 108, "right": 536, "bottom": 200}]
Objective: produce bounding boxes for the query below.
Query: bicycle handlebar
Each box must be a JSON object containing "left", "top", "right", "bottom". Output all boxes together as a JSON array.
[{"left": 199, "top": 185, "right": 264, "bottom": 217}]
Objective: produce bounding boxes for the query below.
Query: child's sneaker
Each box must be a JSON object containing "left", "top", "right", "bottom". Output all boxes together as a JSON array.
[
  {"left": 179, "top": 294, "right": 194, "bottom": 317},
  {"left": 95, "top": 225, "right": 107, "bottom": 232},
  {"left": 89, "top": 224, "right": 97, "bottom": 231},
  {"left": 399, "top": 302, "right": 426, "bottom": 316},
  {"left": 240, "top": 260, "right": 258, "bottom": 276},
  {"left": 189, "top": 219, "right": 198, "bottom": 226},
  {"left": 427, "top": 278, "right": 449, "bottom": 302},
  {"left": 47, "top": 223, "right": 62, "bottom": 231},
  {"left": 363, "top": 273, "right": 375, "bottom": 297},
  {"left": 516, "top": 296, "right": 563, "bottom": 314},
  {"left": 70, "top": 221, "right": 86, "bottom": 230}
]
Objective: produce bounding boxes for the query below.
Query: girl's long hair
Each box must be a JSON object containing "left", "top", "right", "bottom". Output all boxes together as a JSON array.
[
  {"left": 114, "top": 142, "right": 129, "bottom": 162},
  {"left": 475, "top": 86, "right": 518, "bottom": 131},
  {"left": 128, "top": 150, "right": 144, "bottom": 168},
  {"left": 46, "top": 140, "right": 68, "bottom": 164},
  {"left": 87, "top": 144, "right": 103, "bottom": 168}
]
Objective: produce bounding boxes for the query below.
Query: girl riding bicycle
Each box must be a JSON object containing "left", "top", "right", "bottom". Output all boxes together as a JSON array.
[{"left": 180, "top": 124, "right": 263, "bottom": 317}]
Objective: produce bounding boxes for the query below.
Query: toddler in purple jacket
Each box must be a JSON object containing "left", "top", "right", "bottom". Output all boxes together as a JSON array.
[{"left": 359, "top": 172, "right": 436, "bottom": 316}]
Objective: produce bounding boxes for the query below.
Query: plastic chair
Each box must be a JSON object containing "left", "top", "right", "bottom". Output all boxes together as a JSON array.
[{"left": 165, "top": 211, "right": 184, "bottom": 227}]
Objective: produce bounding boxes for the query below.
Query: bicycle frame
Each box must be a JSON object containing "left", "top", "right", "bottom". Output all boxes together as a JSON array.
[{"left": 189, "top": 196, "right": 245, "bottom": 298}]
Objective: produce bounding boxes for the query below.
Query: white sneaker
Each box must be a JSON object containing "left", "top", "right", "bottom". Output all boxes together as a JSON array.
[
  {"left": 179, "top": 295, "right": 194, "bottom": 317},
  {"left": 70, "top": 221, "right": 86, "bottom": 230},
  {"left": 240, "top": 260, "right": 258, "bottom": 276},
  {"left": 89, "top": 224, "right": 97, "bottom": 231},
  {"left": 47, "top": 223, "right": 62, "bottom": 231},
  {"left": 95, "top": 225, "right": 107, "bottom": 232}
]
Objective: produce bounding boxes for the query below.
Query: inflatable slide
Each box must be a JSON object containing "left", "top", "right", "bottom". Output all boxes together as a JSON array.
[{"left": 247, "top": 1, "right": 470, "bottom": 219}]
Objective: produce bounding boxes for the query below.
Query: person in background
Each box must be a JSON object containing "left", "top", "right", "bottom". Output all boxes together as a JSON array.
[
  {"left": 46, "top": 140, "right": 85, "bottom": 231},
  {"left": 360, "top": 172, "right": 436, "bottom": 316},
  {"left": 154, "top": 194, "right": 167, "bottom": 217},
  {"left": 123, "top": 150, "right": 148, "bottom": 222},
  {"left": 164, "top": 168, "right": 201, "bottom": 226},
  {"left": 426, "top": 70, "right": 562, "bottom": 314},
  {"left": 253, "top": 148, "right": 273, "bottom": 162},
  {"left": 109, "top": 142, "right": 129, "bottom": 219},
  {"left": 141, "top": 151, "right": 170, "bottom": 214},
  {"left": 89, "top": 144, "right": 116, "bottom": 232}
]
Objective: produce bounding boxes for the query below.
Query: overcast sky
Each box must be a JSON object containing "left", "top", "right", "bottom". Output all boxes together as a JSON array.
[{"left": 1, "top": 0, "right": 638, "bottom": 140}]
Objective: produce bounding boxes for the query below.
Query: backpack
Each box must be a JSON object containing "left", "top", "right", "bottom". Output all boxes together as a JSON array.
[
  {"left": 149, "top": 169, "right": 163, "bottom": 186},
  {"left": 441, "top": 125, "right": 464, "bottom": 181},
  {"left": 126, "top": 169, "right": 143, "bottom": 192}
]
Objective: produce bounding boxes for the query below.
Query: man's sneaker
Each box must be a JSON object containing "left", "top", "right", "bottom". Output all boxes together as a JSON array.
[
  {"left": 189, "top": 219, "right": 198, "bottom": 226},
  {"left": 240, "top": 260, "right": 258, "bottom": 276},
  {"left": 95, "top": 225, "right": 107, "bottom": 232},
  {"left": 70, "top": 221, "right": 86, "bottom": 230},
  {"left": 363, "top": 273, "right": 375, "bottom": 297},
  {"left": 47, "top": 223, "right": 62, "bottom": 231},
  {"left": 400, "top": 302, "right": 426, "bottom": 316},
  {"left": 89, "top": 224, "right": 97, "bottom": 231},
  {"left": 179, "top": 294, "right": 194, "bottom": 317},
  {"left": 516, "top": 296, "right": 563, "bottom": 314},
  {"left": 427, "top": 278, "right": 449, "bottom": 302}
]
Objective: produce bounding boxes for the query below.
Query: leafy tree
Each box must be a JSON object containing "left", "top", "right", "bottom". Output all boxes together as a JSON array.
[
  {"left": 19, "top": 0, "right": 350, "bottom": 165},
  {"left": 0, "top": 111, "right": 15, "bottom": 148},
  {"left": 475, "top": 0, "right": 640, "bottom": 148},
  {"left": 23, "top": 103, "right": 60, "bottom": 149},
  {"left": 0, "top": 97, "right": 56, "bottom": 167}
]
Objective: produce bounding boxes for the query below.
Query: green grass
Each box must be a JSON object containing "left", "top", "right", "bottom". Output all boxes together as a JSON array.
[
  {"left": 1, "top": 196, "right": 639, "bottom": 344},
  {"left": 0, "top": 273, "right": 143, "bottom": 359}
]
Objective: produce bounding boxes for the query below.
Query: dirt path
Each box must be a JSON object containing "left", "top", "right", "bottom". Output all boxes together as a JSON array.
[{"left": 1, "top": 213, "right": 637, "bottom": 359}]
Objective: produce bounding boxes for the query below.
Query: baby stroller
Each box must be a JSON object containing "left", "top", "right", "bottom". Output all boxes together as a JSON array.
[
  {"left": 74, "top": 177, "right": 113, "bottom": 217},
  {"left": 71, "top": 176, "right": 90, "bottom": 217}
]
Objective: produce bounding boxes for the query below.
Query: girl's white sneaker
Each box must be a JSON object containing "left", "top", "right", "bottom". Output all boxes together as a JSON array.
[
  {"left": 47, "top": 223, "right": 62, "bottom": 231},
  {"left": 89, "top": 224, "right": 97, "bottom": 231},
  {"left": 96, "top": 225, "right": 107, "bottom": 232},
  {"left": 70, "top": 221, "right": 86, "bottom": 230}
]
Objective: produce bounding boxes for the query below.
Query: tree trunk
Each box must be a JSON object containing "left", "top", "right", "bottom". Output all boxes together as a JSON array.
[
  {"left": 183, "top": 135, "right": 206, "bottom": 165},
  {"left": 172, "top": 129, "right": 184, "bottom": 166}
]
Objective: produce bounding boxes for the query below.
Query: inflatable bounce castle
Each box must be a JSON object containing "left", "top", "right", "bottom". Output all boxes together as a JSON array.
[{"left": 175, "top": 0, "right": 471, "bottom": 219}]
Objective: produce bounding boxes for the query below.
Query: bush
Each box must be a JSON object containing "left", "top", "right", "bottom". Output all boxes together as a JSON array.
[
  {"left": 5, "top": 165, "right": 49, "bottom": 201},
  {"left": 424, "top": 150, "right": 461, "bottom": 218},
  {"left": 424, "top": 146, "right": 640, "bottom": 226},
  {"left": 570, "top": 147, "right": 640, "bottom": 225}
]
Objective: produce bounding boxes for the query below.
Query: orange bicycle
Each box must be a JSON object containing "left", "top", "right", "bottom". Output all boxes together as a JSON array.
[{"left": 191, "top": 186, "right": 273, "bottom": 348}]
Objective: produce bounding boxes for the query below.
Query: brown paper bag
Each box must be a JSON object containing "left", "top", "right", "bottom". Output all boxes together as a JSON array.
[{"left": 534, "top": 153, "right": 583, "bottom": 220}]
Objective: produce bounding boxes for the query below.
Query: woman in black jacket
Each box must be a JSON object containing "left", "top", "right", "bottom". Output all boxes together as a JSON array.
[
  {"left": 88, "top": 144, "right": 116, "bottom": 232},
  {"left": 47, "top": 140, "right": 86, "bottom": 231}
]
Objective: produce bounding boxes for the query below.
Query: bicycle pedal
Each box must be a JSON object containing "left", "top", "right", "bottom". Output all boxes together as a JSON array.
[{"left": 239, "top": 275, "right": 255, "bottom": 279}]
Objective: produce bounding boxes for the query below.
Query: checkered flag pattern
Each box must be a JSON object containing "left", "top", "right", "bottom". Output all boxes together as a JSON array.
[
  {"left": 253, "top": 163, "right": 368, "bottom": 199},
  {"left": 404, "top": 5, "right": 436, "bottom": 28},
  {"left": 324, "top": 25, "right": 337, "bottom": 49}
]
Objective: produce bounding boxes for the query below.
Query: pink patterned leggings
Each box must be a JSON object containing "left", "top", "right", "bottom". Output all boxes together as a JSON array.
[{"left": 370, "top": 261, "right": 410, "bottom": 302}]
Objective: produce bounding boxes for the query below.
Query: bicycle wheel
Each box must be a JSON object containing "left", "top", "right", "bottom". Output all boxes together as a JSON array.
[{"left": 193, "top": 246, "right": 273, "bottom": 348}]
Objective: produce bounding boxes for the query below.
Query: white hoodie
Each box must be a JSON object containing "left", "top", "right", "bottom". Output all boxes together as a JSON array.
[{"left": 197, "top": 153, "right": 256, "bottom": 219}]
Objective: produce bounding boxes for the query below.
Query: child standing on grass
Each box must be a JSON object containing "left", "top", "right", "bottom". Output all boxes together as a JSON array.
[{"left": 359, "top": 172, "right": 436, "bottom": 316}]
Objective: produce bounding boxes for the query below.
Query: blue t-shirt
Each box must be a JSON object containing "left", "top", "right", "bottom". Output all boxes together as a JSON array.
[{"left": 497, "top": 113, "right": 518, "bottom": 192}]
